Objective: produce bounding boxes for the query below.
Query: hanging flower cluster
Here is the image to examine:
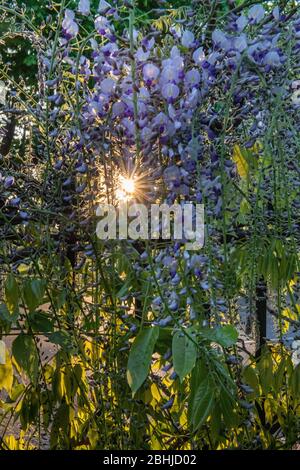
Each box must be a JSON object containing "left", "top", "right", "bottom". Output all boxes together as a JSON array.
[{"left": 3, "top": 1, "right": 299, "bottom": 341}]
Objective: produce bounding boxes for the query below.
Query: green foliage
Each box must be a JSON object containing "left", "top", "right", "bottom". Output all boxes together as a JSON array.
[
  {"left": 200, "top": 325, "right": 239, "bottom": 348},
  {"left": 188, "top": 359, "right": 215, "bottom": 432},
  {"left": 23, "top": 279, "right": 46, "bottom": 312},
  {"left": 0, "top": 0, "right": 300, "bottom": 452},
  {"left": 172, "top": 328, "right": 197, "bottom": 382},
  {"left": 127, "top": 326, "right": 159, "bottom": 395},
  {"left": 12, "top": 333, "right": 39, "bottom": 383}
]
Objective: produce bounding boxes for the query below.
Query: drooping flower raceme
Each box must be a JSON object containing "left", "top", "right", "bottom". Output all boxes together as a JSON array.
[{"left": 40, "top": 2, "right": 300, "bottom": 333}]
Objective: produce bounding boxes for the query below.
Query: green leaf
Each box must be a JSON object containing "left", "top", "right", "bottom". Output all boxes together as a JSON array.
[
  {"left": 0, "top": 303, "right": 11, "bottom": 323},
  {"left": 23, "top": 279, "right": 46, "bottom": 312},
  {"left": 0, "top": 303, "right": 19, "bottom": 325},
  {"left": 275, "top": 357, "right": 292, "bottom": 392},
  {"left": 47, "top": 331, "right": 75, "bottom": 352},
  {"left": 8, "top": 383, "right": 25, "bottom": 402},
  {"left": 52, "top": 289, "right": 67, "bottom": 310},
  {"left": 210, "top": 404, "right": 222, "bottom": 444},
  {"left": 291, "top": 363, "right": 300, "bottom": 398},
  {"left": 257, "top": 350, "right": 274, "bottom": 393},
  {"left": 201, "top": 325, "right": 238, "bottom": 348},
  {"left": 29, "top": 311, "right": 54, "bottom": 333},
  {"left": 172, "top": 329, "right": 197, "bottom": 382},
  {"left": 242, "top": 365, "right": 259, "bottom": 395},
  {"left": 219, "top": 389, "right": 239, "bottom": 428},
  {"left": 5, "top": 274, "right": 19, "bottom": 311},
  {"left": 12, "top": 333, "right": 39, "bottom": 383},
  {"left": 20, "top": 389, "right": 39, "bottom": 428},
  {"left": 188, "top": 359, "right": 214, "bottom": 432},
  {"left": 23, "top": 55, "right": 37, "bottom": 66},
  {"left": 127, "top": 327, "right": 159, "bottom": 396},
  {"left": 155, "top": 327, "right": 172, "bottom": 355},
  {"left": 50, "top": 403, "right": 73, "bottom": 448}
]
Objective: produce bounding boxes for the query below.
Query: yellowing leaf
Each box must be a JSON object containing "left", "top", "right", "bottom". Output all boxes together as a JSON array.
[
  {"left": 0, "top": 349, "right": 13, "bottom": 393},
  {"left": 233, "top": 144, "right": 248, "bottom": 178},
  {"left": 281, "top": 306, "right": 300, "bottom": 334}
]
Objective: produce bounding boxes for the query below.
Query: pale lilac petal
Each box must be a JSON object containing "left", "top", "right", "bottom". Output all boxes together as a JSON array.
[
  {"left": 78, "top": 0, "right": 90, "bottom": 16},
  {"left": 273, "top": 6, "right": 280, "bottom": 21},
  {"left": 136, "top": 47, "right": 150, "bottom": 62},
  {"left": 112, "top": 101, "right": 125, "bottom": 117},
  {"left": 161, "top": 65, "right": 179, "bottom": 83},
  {"left": 212, "top": 29, "right": 230, "bottom": 50},
  {"left": 100, "top": 78, "right": 116, "bottom": 94},
  {"left": 95, "top": 15, "right": 110, "bottom": 35},
  {"left": 234, "top": 34, "right": 248, "bottom": 52},
  {"left": 181, "top": 30, "right": 195, "bottom": 48},
  {"left": 62, "top": 9, "right": 79, "bottom": 39},
  {"left": 264, "top": 50, "right": 281, "bottom": 67},
  {"left": 236, "top": 15, "right": 248, "bottom": 31},
  {"left": 143, "top": 63, "right": 160, "bottom": 83},
  {"left": 184, "top": 69, "right": 200, "bottom": 88},
  {"left": 248, "top": 4, "right": 265, "bottom": 24},
  {"left": 193, "top": 47, "right": 205, "bottom": 64},
  {"left": 161, "top": 83, "right": 180, "bottom": 101},
  {"left": 98, "top": 0, "right": 111, "bottom": 12}
]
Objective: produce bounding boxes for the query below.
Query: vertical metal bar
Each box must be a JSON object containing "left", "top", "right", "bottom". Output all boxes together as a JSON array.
[{"left": 255, "top": 279, "right": 267, "bottom": 358}]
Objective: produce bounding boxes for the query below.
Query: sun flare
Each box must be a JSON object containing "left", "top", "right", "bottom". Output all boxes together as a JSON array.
[
  {"left": 115, "top": 175, "right": 136, "bottom": 201},
  {"left": 120, "top": 176, "right": 135, "bottom": 194}
]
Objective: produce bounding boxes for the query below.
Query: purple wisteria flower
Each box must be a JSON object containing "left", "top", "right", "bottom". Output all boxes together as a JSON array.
[
  {"left": 160, "top": 64, "right": 180, "bottom": 84},
  {"left": 193, "top": 47, "right": 205, "bottom": 65},
  {"left": 273, "top": 6, "right": 280, "bottom": 21},
  {"left": 143, "top": 63, "right": 160, "bottom": 85},
  {"left": 264, "top": 50, "right": 281, "bottom": 68},
  {"left": 95, "top": 15, "right": 111, "bottom": 36},
  {"left": 9, "top": 197, "right": 20, "bottom": 207},
  {"left": 234, "top": 34, "right": 248, "bottom": 52},
  {"left": 184, "top": 69, "right": 200, "bottom": 88},
  {"left": 100, "top": 77, "right": 116, "bottom": 94},
  {"left": 142, "top": 37, "right": 155, "bottom": 51},
  {"left": 136, "top": 47, "right": 150, "bottom": 62},
  {"left": 212, "top": 29, "right": 230, "bottom": 51},
  {"left": 181, "top": 30, "right": 195, "bottom": 48},
  {"left": 112, "top": 101, "right": 125, "bottom": 117},
  {"left": 248, "top": 4, "right": 265, "bottom": 24},
  {"left": 78, "top": 0, "right": 90, "bottom": 16},
  {"left": 140, "top": 126, "right": 153, "bottom": 143},
  {"left": 50, "top": 1, "right": 300, "bottom": 337},
  {"left": 4, "top": 176, "right": 14, "bottom": 189},
  {"left": 236, "top": 15, "right": 248, "bottom": 32},
  {"left": 62, "top": 9, "right": 79, "bottom": 40},
  {"left": 161, "top": 83, "right": 180, "bottom": 102},
  {"left": 98, "top": 0, "right": 113, "bottom": 14}
]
